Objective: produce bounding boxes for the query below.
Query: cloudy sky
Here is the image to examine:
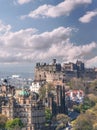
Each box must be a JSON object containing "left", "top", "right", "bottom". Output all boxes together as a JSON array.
[{"left": 0, "top": 0, "right": 97, "bottom": 73}]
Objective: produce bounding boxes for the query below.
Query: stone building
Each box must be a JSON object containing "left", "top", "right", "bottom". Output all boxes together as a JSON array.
[
  {"left": 63, "top": 60, "right": 85, "bottom": 79},
  {"left": 34, "top": 59, "right": 97, "bottom": 82},
  {"left": 30, "top": 81, "right": 43, "bottom": 94},
  {"left": 34, "top": 59, "right": 62, "bottom": 82},
  {"left": 1, "top": 85, "right": 45, "bottom": 130},
  {"left": 63, "top": 62, "right": 77, "bottom": 71},
  {"left": 34, "top": 59, "right": 85, "bottom": 83}
]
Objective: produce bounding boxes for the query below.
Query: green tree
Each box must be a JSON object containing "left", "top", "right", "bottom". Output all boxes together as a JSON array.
[
  {"left": 88, "top": 94, "right": 97, "bottom": 103},
  {"left": 74, "top": 103, "right": 97, "bottom": 130},
  {"left": 73, "top": 105, "right": 81, "bottom": 113},
  {"left": 5, "top": 118, "right": 23, "bottom": 130},
  {"left": 55, "top": 114, "right": 70, "bottom": 130},
  {"left": 56, "top": 123, "right": 65, "bottom": 130},
  {"left": 81, "top": 97, "right": 95, "bottom": 112},
  {"left": 69, "top": 78, "right": 84, "bottom": 90},
  {"left": 89, "top": 79, "right": 97, "bottom": 95},
  {"left": 73, "top": 97, "right": 95, "bottom": 113},
  {"left": 74, "top": 114, "right": 93, "bottom": 130},
  {"left": 45, "top": 107, "right": 52, "bottom": 124},
  {"left": 88, "top": 104, "right": 97, "bottom": 129}
]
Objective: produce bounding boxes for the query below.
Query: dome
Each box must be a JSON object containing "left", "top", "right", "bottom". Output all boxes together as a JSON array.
[{"left": 19, "top": 90, "right": 30, "bottom": 97}]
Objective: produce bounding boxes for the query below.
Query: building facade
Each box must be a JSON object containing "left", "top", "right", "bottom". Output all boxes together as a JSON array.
[
  {"left": 34, "top": 59, "right": 62, "bottom": 82},
  {"left": 34, "top": 59, "right": 97, "bottom": 82},
  {"left": 1, "top": 85, "right": 45, "bottom": 130}
]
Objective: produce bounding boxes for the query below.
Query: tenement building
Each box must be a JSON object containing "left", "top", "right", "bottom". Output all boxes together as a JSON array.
[{"left": 1, "top": 84, "right": 45, "bottom": 130}]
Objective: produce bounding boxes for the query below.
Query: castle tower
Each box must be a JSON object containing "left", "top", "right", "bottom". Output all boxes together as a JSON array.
[{"left": 53, "top": 59, "right": 56, "bottom": 65}]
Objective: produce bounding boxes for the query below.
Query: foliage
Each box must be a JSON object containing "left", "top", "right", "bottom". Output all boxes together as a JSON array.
[
  {"left": 93, "top": 123, "right": 97, "bottom": 130},
  {"left": 68, "top": 79, "right": 97, "bottom": 95},
  {"left": 89, "top": 79, "right": 97, "bottom": 95},
  {"left": 74, "top": 114, "right": 93, "bottom": 130},
  {"left": 73, "top": 97, "right": 95, "bottom": 113},
  {"left": 56, "top": 123, "right": 65, "bottom": 130},
  {"left": 69, "top": 78, "right": 84, "bottom": 90},
  {"left": 81, "top": 97, "right": 95, "bottom": 112},
  {"left": 5, "top": 118, "right": 23, "bottom": 130},
  {"left": 39, "top": 82, "right": 55, "bottom": 99},
  {"left": 45, "top": 107, "right": 52, "bottom": 123},
  {"left": 90, "top": 79, "right": 97, "bottom": 87},
  {"left": 73, "top": 105, "right": 81, "bottom": 113},
  {"left": 87, "top": 94, "right": 97, "bottom": 103},
  {"left": 0, "top": 114, "right": 7, "bottom": 129},
  {"left": 89, "top": 104, "right": 97, "bottom": 125},
  {"left": 74, "top": 103, "right": 97, "bottom": 130},
  {"left": 56, "top": 114, "right": 69, "bottom": 122},
  {"left": 55, "top": 114, "right": 70, "bottom": 130}
]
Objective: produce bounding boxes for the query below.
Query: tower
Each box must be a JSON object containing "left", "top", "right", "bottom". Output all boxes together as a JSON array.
[{"left": 53, "top": 59, "right": 56, "bottom": 65}]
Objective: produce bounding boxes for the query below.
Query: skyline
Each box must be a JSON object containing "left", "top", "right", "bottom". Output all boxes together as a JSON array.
[{"left": 0, "top": 0, "right": 97, "bottom": 72}]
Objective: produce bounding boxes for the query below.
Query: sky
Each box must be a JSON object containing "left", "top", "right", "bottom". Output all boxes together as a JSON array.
[{"left": 0, "top": 0, "right": 97, "bottom": 73}]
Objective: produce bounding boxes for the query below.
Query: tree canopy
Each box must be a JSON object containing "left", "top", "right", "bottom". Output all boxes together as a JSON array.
[
  {"left": 45, "top": 107, "right": 52, "bottom": 123},
  {"left": 55, "top": 114, "right": 70, "bottom": 130},
  {"left": 74, "top": 104, "right": 97, "bottom": 130},
  {"left": 74, "top": 114, "right": 93, "bottom": 130},
  {"left": 5, "top": 118, "right": 23, "bottom": 130}
]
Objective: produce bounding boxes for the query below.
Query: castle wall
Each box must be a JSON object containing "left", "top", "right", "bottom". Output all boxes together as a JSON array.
[{"left": 34, "top": 59, "right": 97, "bottom": 82}]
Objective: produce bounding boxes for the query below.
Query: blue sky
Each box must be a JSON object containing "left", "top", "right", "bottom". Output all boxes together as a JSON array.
[{"left": 0, "top": 0, "right": 97, "bottom": 72}]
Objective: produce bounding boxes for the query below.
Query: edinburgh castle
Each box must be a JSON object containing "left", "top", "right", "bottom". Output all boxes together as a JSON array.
[{"left": 34, "top": 59, "right": 97, "bottom": 82}]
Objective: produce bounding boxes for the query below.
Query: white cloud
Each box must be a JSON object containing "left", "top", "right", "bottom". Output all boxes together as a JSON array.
[
  {"left": 65, "top": 42, "right": 97, "bottom": 61},
  {"left": 17, "top": 0, "right": 32, "bottom": 4},
  {"left": 0, "top": 20, "right": 11, "bottom": 34},
  {"left": 22, "top": 0, "right": 92, "bottom": 19},
  {"left": 0, "top": 21, "right": 97, "bottom": 67},
  {"left": 86, "top": 56, "right": 97, "bottom": 67},
  {"left": 0, "top": 21, "right": 74, "bottom": 63},
  {"left": 79, "top": 10, "right": 97, "bottom": 23}
]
